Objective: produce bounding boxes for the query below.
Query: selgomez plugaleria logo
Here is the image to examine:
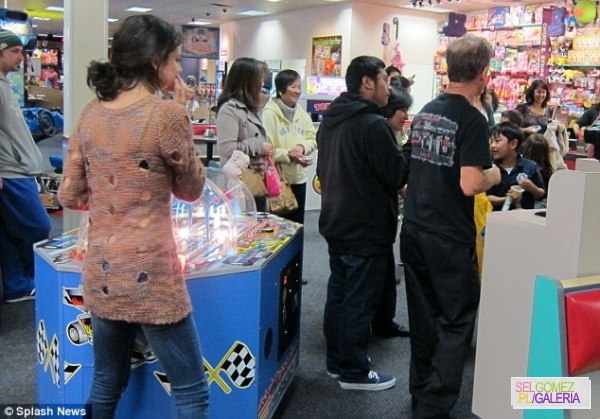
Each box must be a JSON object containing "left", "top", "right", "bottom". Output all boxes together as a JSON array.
[{"left": 511, "top": 377, "right": 592, "bottom": 409}]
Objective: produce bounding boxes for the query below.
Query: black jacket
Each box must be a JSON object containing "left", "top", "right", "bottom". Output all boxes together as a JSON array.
[{"left": 316, "top": 93, "right": 409, "bottom": 256}]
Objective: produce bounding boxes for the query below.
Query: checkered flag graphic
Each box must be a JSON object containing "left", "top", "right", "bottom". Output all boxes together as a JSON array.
[
  {"left": 220, "top": 341, "right": 255, "bottom": 388},
  {"left": 48, "top": 336, "right": 60, "bottom": 387},
  {"left": 64, "top": 361, "right": 82, "bottom": 385},
  {"left": 37, "top": 320, "right": 48, "bottom": 365}
]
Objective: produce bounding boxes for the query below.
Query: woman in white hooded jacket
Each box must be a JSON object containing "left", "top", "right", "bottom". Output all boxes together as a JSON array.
[{"left": 262, "top": 69, "right": 317, "bottom": 224}]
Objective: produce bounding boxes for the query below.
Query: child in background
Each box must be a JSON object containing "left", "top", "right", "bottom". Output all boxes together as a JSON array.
[
  {"left": 487, "top": 122, "right": 546, "bottom": 210},
  {"left": 186, "top": 86, "right": 200, "bottom": 114},
  {"left": 521, "top": 133, "right": 554, "bottom": 208},
  {"left": 500, "top": 109, "right": 524, "bottom": 127}
]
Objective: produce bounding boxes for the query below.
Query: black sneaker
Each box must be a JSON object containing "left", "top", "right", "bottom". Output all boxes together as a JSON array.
[
  {"left": 4, "top": 289, "right": 35, "bottom": 303},
  {"left": 339, "top": 370, "right": 396, "bottom": 391}
]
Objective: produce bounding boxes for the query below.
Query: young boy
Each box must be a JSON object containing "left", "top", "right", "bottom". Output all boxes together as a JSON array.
[
  {"left": 487, "top": 122, "right": 545, "bottom": 210},
  {"left": 500, "top": 109, "right": 524, "bottom": 127}
]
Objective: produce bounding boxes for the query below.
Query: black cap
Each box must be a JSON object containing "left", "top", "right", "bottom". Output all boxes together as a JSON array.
[{"left": 382, "top": 87, "right": 413, "bottom": 118}]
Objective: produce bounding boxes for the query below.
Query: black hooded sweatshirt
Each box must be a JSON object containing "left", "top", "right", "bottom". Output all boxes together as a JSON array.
[{"left": 316, "top": 92, "right": 410, "bottom": 256}]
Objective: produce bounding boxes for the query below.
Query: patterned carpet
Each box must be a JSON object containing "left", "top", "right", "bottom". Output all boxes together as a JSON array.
[{"left": 0, "top": 135, "right": 479, "bottom": 417}]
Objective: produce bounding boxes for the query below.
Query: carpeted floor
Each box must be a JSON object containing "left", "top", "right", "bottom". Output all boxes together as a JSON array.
[{"left": 0, "top": 135, "right": 480, "bottom": 418}]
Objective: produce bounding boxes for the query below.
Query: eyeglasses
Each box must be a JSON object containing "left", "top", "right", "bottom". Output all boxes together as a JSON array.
[{"left": 375, "top": 75, "right": 389, "bottom": 85}]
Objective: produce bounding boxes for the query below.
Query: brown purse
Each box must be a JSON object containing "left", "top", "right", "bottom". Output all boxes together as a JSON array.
[
  {"left": 240, "top": 167, "right": 268, "bottom": 198},
  {"left": 267, "top": 165, "right": 298, "bottom": 215}
]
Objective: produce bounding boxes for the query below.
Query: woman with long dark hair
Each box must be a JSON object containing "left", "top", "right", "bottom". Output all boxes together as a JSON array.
[
  {"left": 216, "top": 57, "right": 273, "bottom": 211},
  {"left": 58, "top": 15, "right": 209, "bottom": 418}
]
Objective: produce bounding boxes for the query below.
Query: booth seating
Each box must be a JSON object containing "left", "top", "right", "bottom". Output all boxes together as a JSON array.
[
  {"left": 192, "top": 123, "right": 217, "bottom": 136},
  {"left": 526, "top": 275, "right": 600, "bottom": 419},
  {"left": 472, "top": 162, "right": 600, "bottom": 419}
]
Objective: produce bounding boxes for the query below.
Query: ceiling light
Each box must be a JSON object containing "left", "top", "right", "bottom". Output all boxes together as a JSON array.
[
  {"left": 125, "top": 7, "right": 153, "bottom": 13},
  {"left": 186, "top": 20, "right": 211, "bottom": 26},
  {"left": 31, "top": 17, "right": 51, "bottom": 21},
  {"left": 108, "top": 18, "right": 119, "bottom": 23},
  {"left": 46, "top": 6, "right": 64, "bottom": 12},
  {"left": 238, "top": 10, "right": 268, "bottom": 16}
]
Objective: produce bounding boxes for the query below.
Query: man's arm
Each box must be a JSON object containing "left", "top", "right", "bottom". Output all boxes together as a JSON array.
[{"left": 460, "top": 165, "right": 501, "bottom": 196}]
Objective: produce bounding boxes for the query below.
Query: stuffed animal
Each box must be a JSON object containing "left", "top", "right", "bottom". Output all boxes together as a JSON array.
[
  {"left": 548, "top": 7, "right": 567, "bottom": 37},
  {"left": 442, "top": 12, "right": 467, "bottom": 38},
  {"left": 390, "top": 42, "right": 406, "bottom": 72}
]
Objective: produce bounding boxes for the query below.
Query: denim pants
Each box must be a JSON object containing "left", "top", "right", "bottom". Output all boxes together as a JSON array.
[
  {"left": 371, "top": 249, "right": 398, "bottom": 333},
  {"left": 0, "top": 178, "right": 51, "bottom": 299},
  {"left": 87, "top": 313, "right": 209, "bottom": 419},
  {"left": 400, "top": 221, "right": 480, "bottom": 418},
  {"left": 323, "top": 250, "right": 388, "bottom": 381}
]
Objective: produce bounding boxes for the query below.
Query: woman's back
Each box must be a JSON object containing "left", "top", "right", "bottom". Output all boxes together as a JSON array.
[{"left": 60, "top": 95, "right": 205, "bottom": 323}]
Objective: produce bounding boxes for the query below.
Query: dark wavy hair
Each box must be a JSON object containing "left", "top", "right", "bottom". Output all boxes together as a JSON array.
[
  {"left": 345, "top": 56, "right": 386, "bottom": 95},
  {"left": 524, "top": 79, "right": 550, "bottom": 108},
  {"left": 274, "top": 69, "right": 301, "bottom": 99},
  {"left": 487, "top": 87, "right": 500, "bottom": 112},
  {"left": 86, "top": 15, "right": 182, "bottom": 101},
  {"left": 521, "top": 133, "right": 553, "bottom": 176},
  {"left": 217, "top": 57, "right": 268, "bottom": 115}
]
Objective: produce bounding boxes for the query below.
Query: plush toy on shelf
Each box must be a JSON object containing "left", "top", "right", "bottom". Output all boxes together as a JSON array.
[{"left": 442, "top": 12, "right": 467, "bottom": 38}]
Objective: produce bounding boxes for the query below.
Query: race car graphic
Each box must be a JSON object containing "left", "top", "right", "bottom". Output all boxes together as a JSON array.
[{"left": 67, "top": 313, "right": 93, "bottom": 345}]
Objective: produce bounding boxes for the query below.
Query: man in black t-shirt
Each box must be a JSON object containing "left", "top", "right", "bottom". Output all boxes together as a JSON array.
[{"left": 401, "top": 34, "right": 501, "bottom": 418}]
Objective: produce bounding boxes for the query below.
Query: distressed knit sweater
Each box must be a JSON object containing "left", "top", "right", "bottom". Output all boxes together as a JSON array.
[{"left": 58, "top": 95, "right": 205, "bottom": 324}]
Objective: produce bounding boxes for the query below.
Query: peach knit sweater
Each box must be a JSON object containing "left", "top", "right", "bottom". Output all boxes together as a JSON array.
[{"left": 58, "top": 95, "right": 205, "bottom": 324}]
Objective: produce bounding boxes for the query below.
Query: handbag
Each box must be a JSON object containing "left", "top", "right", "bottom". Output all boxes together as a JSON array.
[
  {"left": 240, "top": 166, "right": 268, "bottom": 198},
  {"left": 268, "top": 164, "right": 298, "bottom": 215},
  {"left": 264, "top": 155, "right": 282, "bottom": 197}
]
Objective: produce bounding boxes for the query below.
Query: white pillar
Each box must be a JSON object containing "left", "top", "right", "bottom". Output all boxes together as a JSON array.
[{"left": 62, "top": 0, "right": 108, "bottom": 231}]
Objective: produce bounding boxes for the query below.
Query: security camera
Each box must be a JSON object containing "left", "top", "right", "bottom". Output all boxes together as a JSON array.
[
  {"left": 223, "top": 8, "right": 228, "bottom": 13},
  {"left": 206, "top": 12, "right": 211, "bottom": 16}
]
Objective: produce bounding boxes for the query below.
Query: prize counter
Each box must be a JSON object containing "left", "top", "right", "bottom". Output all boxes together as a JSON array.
[{"left": 34, "top": 168, "right": 304, "bottom": 419}]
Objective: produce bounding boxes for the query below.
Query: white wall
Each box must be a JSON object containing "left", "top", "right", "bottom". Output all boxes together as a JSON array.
[
  {"left": 351, "top": 4, "right": 440, "bottom": 113},
  {"left": 220, "top": 3, "right": 441, "bottom": 110},
  {"left": 220, "top": 3, "right": 353, "bottom": 66}
]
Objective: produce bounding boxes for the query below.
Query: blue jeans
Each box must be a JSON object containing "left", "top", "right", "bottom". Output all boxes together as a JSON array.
[
  {"left": 87, "top": 313, "right": 209, "bottom": 419},
  {"left": 323, "top": 251, "right": 388, "bottom": 381},
  {"left": 0, "top": 178, "right": 51, "bottom": 299}
]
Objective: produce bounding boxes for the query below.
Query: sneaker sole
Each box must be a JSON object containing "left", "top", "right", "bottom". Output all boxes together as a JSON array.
[
  {"left": 4, "top": 290, "right": 35, "bottom": 303},
  {"left": 4, "top": 295, "right": 35, "bottom": 303},
  {"left": 339, "top": 377, "right": 396, "bottom": 391}
]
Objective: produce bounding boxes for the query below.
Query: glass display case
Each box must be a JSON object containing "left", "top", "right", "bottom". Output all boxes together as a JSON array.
[
  {"left": 172, "top": 167, "right": 257, "bottom": 271},
  {"left": 53, "top": 167, "right": 261, "bottom": 272}
]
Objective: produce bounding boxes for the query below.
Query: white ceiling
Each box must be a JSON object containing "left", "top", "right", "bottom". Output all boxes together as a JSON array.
[{"left": 5, "top": 0, "right": 560, "bottom": 38}]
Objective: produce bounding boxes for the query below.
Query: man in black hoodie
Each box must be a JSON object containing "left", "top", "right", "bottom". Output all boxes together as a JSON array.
[{"left": 317, "top": 55, "right": 409, "bottom": 391}]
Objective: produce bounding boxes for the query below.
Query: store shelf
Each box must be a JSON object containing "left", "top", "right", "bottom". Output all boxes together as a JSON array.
[{"left": 467, "top": 23, "right": 542, "bottom": 32}]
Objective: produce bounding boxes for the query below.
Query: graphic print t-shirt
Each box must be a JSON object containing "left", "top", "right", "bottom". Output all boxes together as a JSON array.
[{"left": 403, "top": 93, "right": 493, "bottom": 245}]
